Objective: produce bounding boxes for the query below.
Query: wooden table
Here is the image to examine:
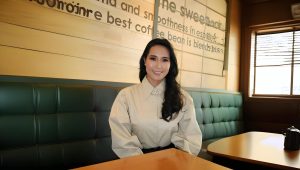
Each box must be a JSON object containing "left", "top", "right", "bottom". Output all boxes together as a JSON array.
[
  {"left": 73, "top": 148, "right": 230, "bottom": 170},
  {"left": 207, "top": 131, "right": 300, "bottom": 169}
]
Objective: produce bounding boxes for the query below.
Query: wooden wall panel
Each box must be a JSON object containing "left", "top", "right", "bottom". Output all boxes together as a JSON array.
[
  {"left": 0, "top": 0, "right": 152, "bottom": 83},
  {"left": 207, "top": 0, "right": 227, "bottom": 15},
  {"left": 202, "top": 58, "right": 223, "bottom": 76},
  {"left": 226, "top": 0, "right": 241, "bottom": 91},
  {"left": 184, "top": 0, "right": 207, "bottom": 33},
  {"left": 174, "top": 50, "right": 183, "bottom": 68},
  {"left": 0, "top": 46, "right": 139, "bottom": 83},
  {"left": 0, "top": 0, "right": 152, "bottom": 50},
  {"left": 226, "top": 65, "right": 239, "bottom": 91},
  {"left": 240, "top": 0, "right": 300, "bottom": 132},
  {"left": 244, "top": 98, "right": 300, "bottom": 133},
  {"left": 181, "top": 52, "right": 203, "bottom": 73},
  {"left": 201, "top": 74, "right": 225, "bottom": 89},
  {"left": 0, "top": 0, "right": 238, "bottom": 90},
  {"left": 156, "top": 0, "right": 229, "bottom": 89},
  {"left": 180, "top": 71, "right": 202, "bottom": 88},
  {"left": 0, "top": 22, "right": 140, "bottom": 67}
]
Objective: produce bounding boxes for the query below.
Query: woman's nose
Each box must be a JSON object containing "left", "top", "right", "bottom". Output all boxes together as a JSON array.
[{"left": 156, "top": 60, "right": 162, "bottom": 68}]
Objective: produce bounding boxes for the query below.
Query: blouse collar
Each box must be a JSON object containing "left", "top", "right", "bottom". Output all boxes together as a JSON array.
[{"left": 141, "top": 77, "right": 165, "bottom": 97}]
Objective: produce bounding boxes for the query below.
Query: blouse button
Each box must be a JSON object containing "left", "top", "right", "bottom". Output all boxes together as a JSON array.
[{"left": 151, "top": 89, "right": 160, "bottom": 95}]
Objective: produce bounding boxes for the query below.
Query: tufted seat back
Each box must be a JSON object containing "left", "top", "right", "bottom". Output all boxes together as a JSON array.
[
  {"left": 187, "top": 89, "right": 244, "bottom": 150},
  {"left": 0, "top": 77, "right": 244, "bottom": 168},
  {"left": 0, "top": 82, "right": 121, "bottom": 169}
]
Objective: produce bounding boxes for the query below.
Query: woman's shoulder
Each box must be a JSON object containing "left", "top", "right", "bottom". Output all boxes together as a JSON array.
[
  {"left": 181, "top": 88, "right": 192, "bottom": 98},
  {"left": 113, "top": 84, "right": 139, "bottom": 104},
  {"left": 180, "top": 88, "right": 193, "bottom": 105},
  {"left": 117, "top": 83, "right": 140, "bottom": 96}
]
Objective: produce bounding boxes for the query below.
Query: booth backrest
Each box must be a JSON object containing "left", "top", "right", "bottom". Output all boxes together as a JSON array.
[
  {"left": 0, "top": 82, "right": 121, "bottom": 169},
  {"left": 187, "top": 89, "right": 244, "bottom": 150},
  {"left": 0, "top": 78, "right": 243, "bottom": 169}
]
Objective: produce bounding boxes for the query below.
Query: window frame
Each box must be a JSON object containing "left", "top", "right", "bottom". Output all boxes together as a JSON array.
[{"left": 248, "top": 21, "right": 300, "bottom": 98}]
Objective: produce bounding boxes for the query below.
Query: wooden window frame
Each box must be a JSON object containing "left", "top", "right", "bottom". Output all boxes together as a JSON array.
[{"left": 248, "top": 20, "right": 300, "bottom": 98}]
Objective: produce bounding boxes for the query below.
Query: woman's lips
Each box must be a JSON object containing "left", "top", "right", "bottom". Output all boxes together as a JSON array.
[{"left": 153, "top": 71, "right": 162, "bottom": 75}]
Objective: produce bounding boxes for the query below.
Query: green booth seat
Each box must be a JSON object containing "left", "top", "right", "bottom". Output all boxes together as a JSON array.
[
  {"left": 0, "top": 76, "right": 243, "bottom": 169},
  {"left": 0, "top": 82, "right": 120, "bottom": 169},
  {"left": 187, "top": 88, "right": 244, "bottom": 160}
]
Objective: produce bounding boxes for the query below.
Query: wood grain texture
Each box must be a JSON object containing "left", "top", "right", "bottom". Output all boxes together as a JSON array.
[
  {"left": 0, "top": 46, "right": 139, "bottom": 83},
  {"left": 0, "top": 0, "right": 233, "bottom": 89},
  {"left": 73, "top": 148, "right": 230, "bottom": 170},
  {"left": 208, "top": 132, "right": 300, "bottom": 169}
]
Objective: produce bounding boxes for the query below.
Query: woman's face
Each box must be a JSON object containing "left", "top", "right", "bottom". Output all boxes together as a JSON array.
[{"left": 145, "top": 45, "right": 171, "bottom": 87}]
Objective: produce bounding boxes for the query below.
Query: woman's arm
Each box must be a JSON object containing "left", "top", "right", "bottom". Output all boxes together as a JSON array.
[
  {"left": 171, "top": 91, "right": 202, "bottom": 156},
  {"left": 109, "top": 90, "right": 143, "bottom": 158}
]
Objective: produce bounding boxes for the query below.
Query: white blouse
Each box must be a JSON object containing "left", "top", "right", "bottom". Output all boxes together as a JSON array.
[{"left": 109, "top": 78, "right": 202, "bottom": 158}]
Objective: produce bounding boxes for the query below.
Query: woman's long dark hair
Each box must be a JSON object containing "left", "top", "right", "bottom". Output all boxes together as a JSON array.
[{"left": 139, "top": 38, "right": 183, "bottom": 122}]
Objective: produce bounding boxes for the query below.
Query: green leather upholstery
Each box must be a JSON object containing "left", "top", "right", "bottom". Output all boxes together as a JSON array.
[
  {"left": 0, "top": 77, "right": 243, "bottom": 168},
  {"left": 0, "top": 82, "right": 119, "bottom": 169},
  {"left": 187, "top": 89, "right": 243, "bottom": 159}
]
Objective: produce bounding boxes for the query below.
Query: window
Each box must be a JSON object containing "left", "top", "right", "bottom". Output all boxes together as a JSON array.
[{"left": 249, "top": 29, "right": 300, "bottom": 96}]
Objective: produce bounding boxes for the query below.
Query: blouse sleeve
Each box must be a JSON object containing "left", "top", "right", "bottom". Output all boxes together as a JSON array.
[
  {"left": 171, "top": 91, "right": 202, "bottom": 156},
  {"left": 109, "top": 89, "right": 143, "bottom": 158}
]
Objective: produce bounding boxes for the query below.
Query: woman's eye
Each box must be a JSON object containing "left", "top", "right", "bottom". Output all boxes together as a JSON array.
[
  {"left": 163, "top": 58, "right": 170, "bottom": 62},
  {"left": 149, "top": 57, "right": 156, "bottom": 61}
]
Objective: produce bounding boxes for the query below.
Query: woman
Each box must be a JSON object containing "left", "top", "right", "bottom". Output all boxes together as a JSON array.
[{"left": 109, "top": 38, "right": 202, "bottom": 158}]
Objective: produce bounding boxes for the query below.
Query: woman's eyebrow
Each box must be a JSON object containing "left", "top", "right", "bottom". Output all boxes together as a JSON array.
[
  {"left": 148, "top": 55, "right": 170, "bottom": 59},
  {"left": 148, "top": 54, "right": 158, "bottom": 58}
]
